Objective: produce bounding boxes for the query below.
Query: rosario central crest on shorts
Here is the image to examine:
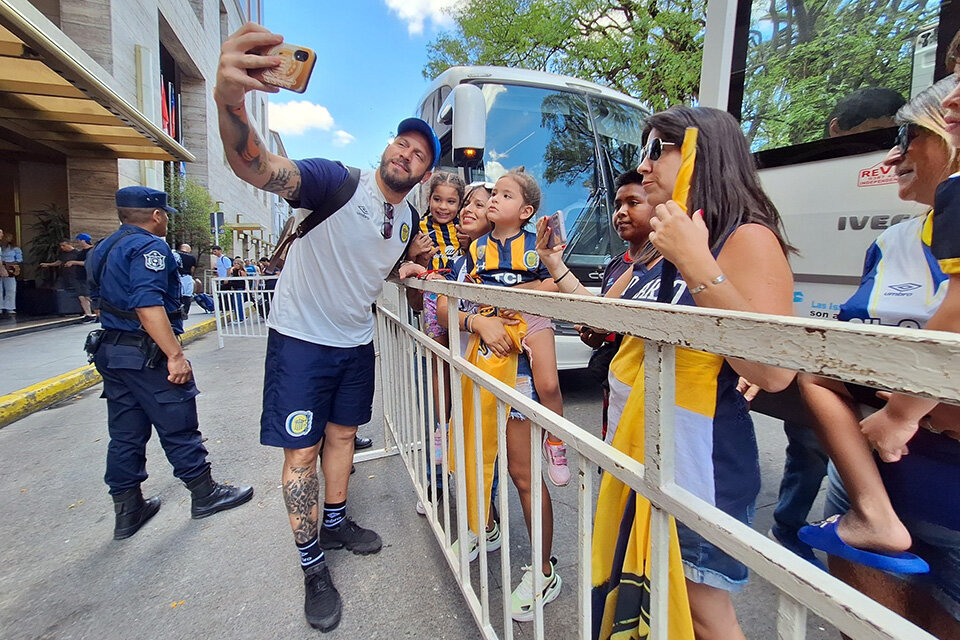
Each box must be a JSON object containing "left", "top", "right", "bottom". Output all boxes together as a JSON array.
[{"left": 143, "top": 250, "right": 166, "bottom": 271}]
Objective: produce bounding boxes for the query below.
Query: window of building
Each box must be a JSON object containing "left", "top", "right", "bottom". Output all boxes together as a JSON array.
[{"left": 159, "top": 42, "right": 183, "bottom": 145}]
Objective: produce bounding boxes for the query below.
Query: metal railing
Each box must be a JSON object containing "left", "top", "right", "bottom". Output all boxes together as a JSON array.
[
  {"left": 211, "top": 276, "right": 278, "bottom": 347},
  {"left": 376, "top": 277, "right": 960, "bottom": 640}
]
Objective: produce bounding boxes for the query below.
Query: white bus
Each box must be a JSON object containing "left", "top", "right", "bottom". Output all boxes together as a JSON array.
[
  {"left": 416, "top": 66, "right": 650, "bottom": 369},
  {"left": 418, "top": 0, "right": 954, "bottom": 371}
]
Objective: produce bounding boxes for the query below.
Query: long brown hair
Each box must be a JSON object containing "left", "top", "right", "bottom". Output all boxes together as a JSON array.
[{"left": 643, "top": 106, "right": 795, "bottom": 255}]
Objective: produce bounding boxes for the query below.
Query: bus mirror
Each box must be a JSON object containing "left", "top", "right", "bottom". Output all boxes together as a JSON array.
[{"left": 440, "top": 84, "right": 485, "bottom": 168}]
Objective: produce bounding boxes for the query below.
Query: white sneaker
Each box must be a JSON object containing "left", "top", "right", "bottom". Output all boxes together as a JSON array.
[
  {"left": 452, "top": 520, "right": 502, "bottom": 562},
  {"left": 542, "top": 438, "right": 570, "bottom": 487},
  {"left": 511, "top": 557, "right": 562, "bottom": 622}
]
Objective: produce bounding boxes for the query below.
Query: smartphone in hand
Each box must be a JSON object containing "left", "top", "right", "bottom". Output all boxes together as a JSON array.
[
  {"left": 257, "top": 43, "right": 316, "bottom": 93},
  {"left": 545, "top": 210, "right": 567, "bottom": 249}
]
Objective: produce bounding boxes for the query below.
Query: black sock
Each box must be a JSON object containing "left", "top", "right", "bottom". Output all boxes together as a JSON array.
[
  {"left": 297, "top": 537, "right": 325, "bottom": 571},
  {"left": 322, "top": 500, "right": 346, "bottom": 530}
]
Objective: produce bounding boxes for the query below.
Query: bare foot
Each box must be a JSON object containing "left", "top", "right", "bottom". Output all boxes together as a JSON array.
[{"left": 835, "top": 509, "right": 912, "bottom": 554}]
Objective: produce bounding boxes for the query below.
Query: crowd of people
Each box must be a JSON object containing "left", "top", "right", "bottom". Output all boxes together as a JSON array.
[{"left": 75, "top": 20, "right": 959, "bottom": 639}]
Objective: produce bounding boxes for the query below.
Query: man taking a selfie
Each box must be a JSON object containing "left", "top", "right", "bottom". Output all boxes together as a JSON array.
[{"left": 215, "top": 22, "right": 438, "bottom": 633}]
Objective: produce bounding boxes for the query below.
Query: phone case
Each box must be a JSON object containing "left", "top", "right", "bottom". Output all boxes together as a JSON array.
[
  {"left": 260, "top": 44, "right": 317, "bottom": 93},
  {"left": 546, "top": 210, "right": 567, "bottom": 248}
]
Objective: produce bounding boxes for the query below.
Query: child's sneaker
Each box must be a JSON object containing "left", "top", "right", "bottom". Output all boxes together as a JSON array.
[
  {"left": 451, "top": 521, "right": 502, "bottom": 562},
  {"left": 511, "top": 557, "right": 562, "bottom": 621},
  {"left": 542, "top": 438, "right": 570, "bottom": 487},
  {"left": 433, "top": 426, "right": 444, "bottom": 465}
]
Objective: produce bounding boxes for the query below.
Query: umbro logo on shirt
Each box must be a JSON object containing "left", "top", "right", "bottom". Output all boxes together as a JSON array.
[
  {"left": 886, "top": 282, "right": 922, "bottom": 295},
  {"left": 356, "top": 206, "right": 370, "bottom": 219}
]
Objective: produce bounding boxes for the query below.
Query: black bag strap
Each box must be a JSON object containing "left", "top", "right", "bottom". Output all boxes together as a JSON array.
[
  {"left": 92, "top": 230, "right": 182, "bottom": 323},
  {"left": 268, "top": 166, "right": 361, "bottom": 271},
  {"left": 91, "top": 229, "right": 135, "bottom": 287},
  {"left": 296, "top": 166, "right": 361, "bottom": 238}
]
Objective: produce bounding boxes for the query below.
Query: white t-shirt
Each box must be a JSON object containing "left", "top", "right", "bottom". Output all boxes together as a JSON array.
[{"left": 267, "top": 160, "right": 415, "bottom": 347}]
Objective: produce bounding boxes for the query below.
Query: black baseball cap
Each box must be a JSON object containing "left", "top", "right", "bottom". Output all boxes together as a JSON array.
[{"left": 115, "top": 186, "right": 178, "bottom": 213}]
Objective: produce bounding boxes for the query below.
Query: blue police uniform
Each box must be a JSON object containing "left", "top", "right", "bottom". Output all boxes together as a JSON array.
[{"left": 88, "top": 222, "right": 209, "bottom": 495}]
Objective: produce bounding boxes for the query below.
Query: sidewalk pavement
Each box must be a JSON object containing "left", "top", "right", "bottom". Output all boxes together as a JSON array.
[
  {"left": 0, "top": 312, "right": 216, "bottom": 395},
  {"left": 0, "top": 331, "right": 482, "bottom": 640}
]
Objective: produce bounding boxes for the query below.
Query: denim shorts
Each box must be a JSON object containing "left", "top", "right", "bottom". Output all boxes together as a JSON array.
[
  {"left": 824, "top": 460, "right": 960, "bottom": 621},
  {"left": 508, "top": 353, "right": 539, "bottom": 421},
  {"left": 675, "top": 502, "right": 755, "bottom": 591}
]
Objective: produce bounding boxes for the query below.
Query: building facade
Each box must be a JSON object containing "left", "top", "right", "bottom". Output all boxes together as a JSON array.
[{"left": 0, "top": 0, "right": 283, "bottom": 289}]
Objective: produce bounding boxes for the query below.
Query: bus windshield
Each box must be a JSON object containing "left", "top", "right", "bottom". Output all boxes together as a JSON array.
[{"left": 469, "top": 82, "right": 648, "bottom": 272}]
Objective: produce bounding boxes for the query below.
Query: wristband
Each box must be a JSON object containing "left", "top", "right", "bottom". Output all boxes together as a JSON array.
[
  {"left": 690, "top": 273, "right": 726, "bottom": 295},
  {"left": 555, "top": 269, "right": 572, "bottom": 284}
]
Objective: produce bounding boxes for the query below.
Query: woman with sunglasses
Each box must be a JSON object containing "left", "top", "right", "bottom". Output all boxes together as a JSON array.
[
  {"left": 799, "top": 77, "right": 960, "bottom": 635},
  {"left": 540, "top": 106, "right": 795, "bottom": 638}
]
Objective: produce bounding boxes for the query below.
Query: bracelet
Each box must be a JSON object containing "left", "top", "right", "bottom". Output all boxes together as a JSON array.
[
  {"left": 689, "top": 273, "right": 727, "bottom": 295},
  {"left": 555, "top": 269, "right": 572, "bottom": 285},
  {"left": 465, "top": 313, "right": 475, "bottom": 333}
]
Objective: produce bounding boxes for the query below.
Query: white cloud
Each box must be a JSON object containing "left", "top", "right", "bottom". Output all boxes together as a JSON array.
[
  {"left": 268, "top": 100, "right": 335, "bottom": 136},
  {"left": 383, "top": 0, "right": 461, "bottom": 35},
  {"left": 332, "top": 130, "right": 355, "bottom": 147}
]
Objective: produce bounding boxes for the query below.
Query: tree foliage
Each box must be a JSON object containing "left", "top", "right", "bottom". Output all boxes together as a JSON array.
[
  {"left": 164, "top": 174, "right": 228, "bottom": 260},
  {"left": 742, "top": 0, "right": 939, "bottom": 149},
  {"left": 424, "top": 0, "right": 706, "bottom": 110}
]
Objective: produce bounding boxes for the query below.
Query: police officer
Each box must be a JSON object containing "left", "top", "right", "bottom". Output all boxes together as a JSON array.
[{"left": 88, "top": 186, "right": 253, "bottom": 540}]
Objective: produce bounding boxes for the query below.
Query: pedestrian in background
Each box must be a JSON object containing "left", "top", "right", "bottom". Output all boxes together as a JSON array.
[
  {"left": 177, "top": 243, "right": 196, "bottom": 318},
  {"left": 211, "top": 245, "right": 231, "bottom": 277},
  {"left": 1, "top": 229, "right": 22, "bottom": 318},
  {"left": 86, "top": 186, "right": 253, "bottom": 541}
]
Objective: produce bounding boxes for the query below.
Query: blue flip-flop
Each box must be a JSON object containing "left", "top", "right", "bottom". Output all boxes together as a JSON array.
[{"left": 798, "top": 515, "right": 930, "bottom": 575}]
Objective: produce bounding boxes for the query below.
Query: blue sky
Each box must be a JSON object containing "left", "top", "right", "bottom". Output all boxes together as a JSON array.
[{"left": 264, "top": 0, "right": 458, "bottom": 168}]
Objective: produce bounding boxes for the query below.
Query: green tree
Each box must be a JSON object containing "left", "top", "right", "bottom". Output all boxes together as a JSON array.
[
  {"left": 164, "top": 174, "right": 230, "bottom": 260},
  {"left": 424, "top": 0, "right": 705, "bottom": 110},
  {"left": 741, "top": 0, "right": 939, "bottom": 150}
]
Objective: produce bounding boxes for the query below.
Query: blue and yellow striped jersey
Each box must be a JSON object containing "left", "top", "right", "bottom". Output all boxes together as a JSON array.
[
  {"left": 468, "top": 230, "right": 550, "bottom": 287},
  {"left": 419, "top": 215, "right": 461, "bottom": 270}
]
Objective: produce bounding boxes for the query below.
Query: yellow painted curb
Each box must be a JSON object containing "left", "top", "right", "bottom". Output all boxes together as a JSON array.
[{"left": 0, "top": 318, "right": 218, "bottom": 428}]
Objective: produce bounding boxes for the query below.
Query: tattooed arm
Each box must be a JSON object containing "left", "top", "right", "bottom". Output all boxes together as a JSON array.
[{"left": 214, "top": 23, "right": 301, "bottom": 199}]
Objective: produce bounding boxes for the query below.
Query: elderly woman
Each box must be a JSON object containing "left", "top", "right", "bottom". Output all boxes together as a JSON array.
[{"left": 798, "top": 76, "right": 960, "bottom": 636}]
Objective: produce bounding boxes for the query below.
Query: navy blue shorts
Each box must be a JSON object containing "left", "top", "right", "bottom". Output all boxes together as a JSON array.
[{"left": 260, "top": 329, "right": 376, "bottom": 449}]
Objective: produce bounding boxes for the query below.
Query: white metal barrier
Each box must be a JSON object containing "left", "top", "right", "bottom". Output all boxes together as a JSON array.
[
  {"left": 376, "top": 277, "right": 959, "bottom": 640},
  {"left": 211, "top": 276, "right": 278, "bottom": 347}
]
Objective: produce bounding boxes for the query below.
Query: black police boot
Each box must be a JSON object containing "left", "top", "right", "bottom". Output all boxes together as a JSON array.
[
  {"left": 304, "top": 562, "right": 342, "bottom": 632},
  {"left": 113, "top": 487, "right": 161, "bottom": 540},
  {"left": 354, "top": 435, "right": 373, "bottom": 450},
  {"left": 184, "top": 469, "right": 254, "bottom": 519}
]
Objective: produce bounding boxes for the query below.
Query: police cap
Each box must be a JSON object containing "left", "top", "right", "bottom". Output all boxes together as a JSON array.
[{"left": 116, "top": 186, "right": 178, "bottom": 214}]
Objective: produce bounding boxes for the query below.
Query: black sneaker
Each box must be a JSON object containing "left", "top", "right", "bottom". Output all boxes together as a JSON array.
[
  {"left": 317, "top": 518, "right": 382, "bottom": 555},
  {"left": 304, "top": 562, "right": 342, "bottom": 632}
]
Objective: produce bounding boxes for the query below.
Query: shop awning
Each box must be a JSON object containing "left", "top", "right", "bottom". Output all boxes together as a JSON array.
[{"left": 0, "top": 0, "right": 194, "bottom": 163}]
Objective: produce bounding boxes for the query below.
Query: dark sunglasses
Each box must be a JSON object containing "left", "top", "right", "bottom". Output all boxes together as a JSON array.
[
  {"left": 638, "top": 137, "right": 677, "bottom": 166},
  {"left": 381, "top": 202, "right": 394, "bottom": 240},
  {"left": 896, "top": 124, "right": 921, "bottom": 156}
]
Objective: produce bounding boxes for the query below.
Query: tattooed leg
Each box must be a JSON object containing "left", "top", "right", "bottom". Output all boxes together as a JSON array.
[{"left": 282, "top": 445, "right": 322, "bottom": 545}]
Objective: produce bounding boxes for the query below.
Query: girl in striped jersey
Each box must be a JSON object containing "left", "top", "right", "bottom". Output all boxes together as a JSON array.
[
  {"left": 420, "top": 172, "right": 465, "bottom": 469},
  {"left": 471, "top": 170, "right": 570, "bottom": 486}
]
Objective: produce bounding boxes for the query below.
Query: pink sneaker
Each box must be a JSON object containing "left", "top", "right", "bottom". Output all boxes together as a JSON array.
[
  {"left": 542, "top": 438, "right": 570, "bottom": 487},
  {"left": 433, "top": 427, "right": 443, "bottom": 465}
]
